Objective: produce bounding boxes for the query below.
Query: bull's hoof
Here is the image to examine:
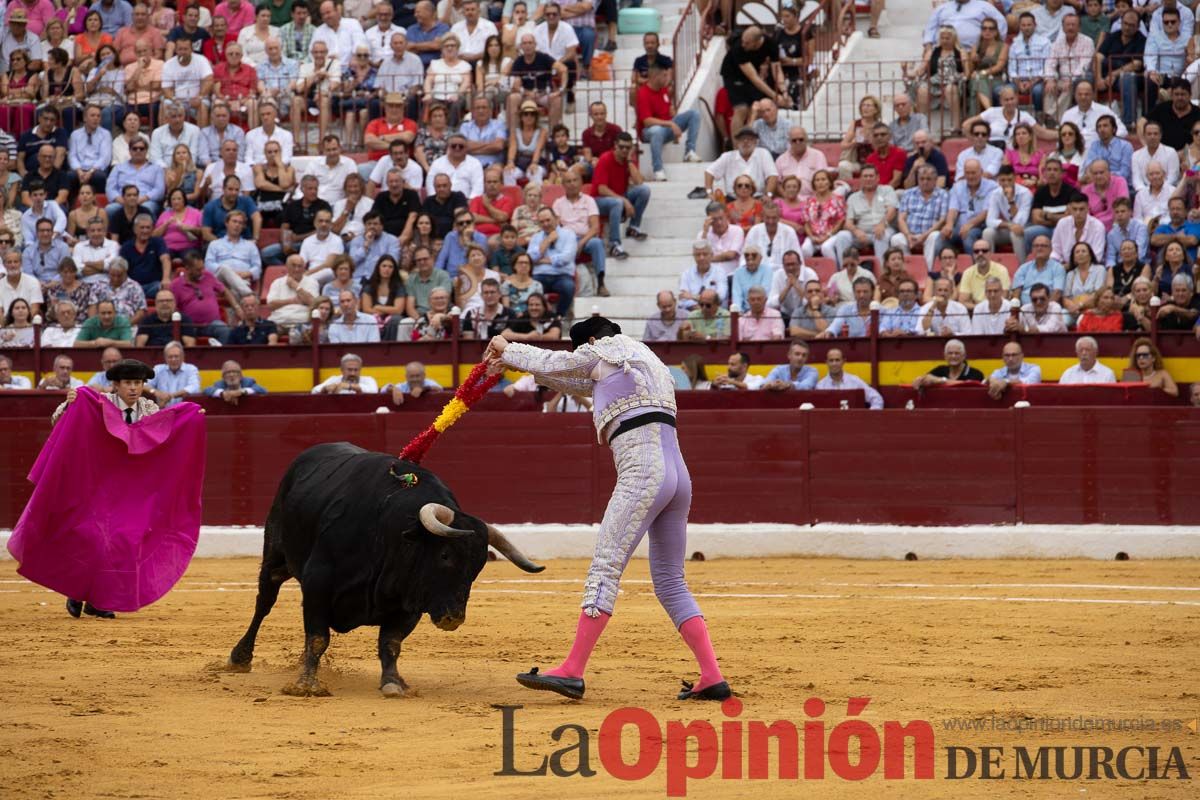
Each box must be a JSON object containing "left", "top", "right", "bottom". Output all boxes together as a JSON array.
[
  {"left": 380, "top": 682, "right": 407, "bottom": 698},
  {"left": 223, "top": 659, "right": 253, "bottom": 673},
  {"left": 281, "top": 677, "right": 331, "bottom": 697}
]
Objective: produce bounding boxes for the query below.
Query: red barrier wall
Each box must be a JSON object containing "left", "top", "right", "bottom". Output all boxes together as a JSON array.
[{"left": 4, "top": 407, "right": 1199, "bottom": 528}]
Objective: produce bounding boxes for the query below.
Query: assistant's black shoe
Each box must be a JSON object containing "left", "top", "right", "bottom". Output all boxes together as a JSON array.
[
  {"left": 678, "top": 679, "right": 732, "bottom": 701},
  {"left": 687, "top": 187, "right": 708, "bottom": 200},
  {"left": 82, "top": 603, "right": 116, "bottom": 619},
  {"left": 65, "top": 598, "right": 83, "bottom": 618},
  {"left": 516, "top": 667, "right": 585, "bottom": 700}
]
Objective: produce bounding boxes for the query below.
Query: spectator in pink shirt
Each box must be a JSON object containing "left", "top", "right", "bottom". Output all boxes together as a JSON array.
[
  {"left": 114, "top": 3, "right": 167, "bottom": 65},
  {"left": 1080, "top": 160, "right": 1126, "bottom": 231},
  {"left": 214, "top": 0, "right": 256, "bottom": 38},
  {"left": 775, "top": 126, "right": 827, "bottom": 196},
  {"left": 699, "top": 202, "right": 744, "bottom": 276},
  {"left": 7, "top": 0, "right": 58, "bottom": 34},
  {"left": 737, "top": 285, "right": 785, "bottom": 340},
  {"left": 1051, "top": 193, "right": 1107, "bottom": 264},
  {"left": 169, "top": 249, "right": 241, "bottom": 343}
]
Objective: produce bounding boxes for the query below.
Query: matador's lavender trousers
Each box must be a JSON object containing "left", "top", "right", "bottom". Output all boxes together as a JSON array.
[{"left": 582, "top": 421, "right": 702, "bottom": 628}]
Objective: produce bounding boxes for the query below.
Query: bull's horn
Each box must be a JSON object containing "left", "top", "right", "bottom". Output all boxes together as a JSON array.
[
  {"left": 419, "top": 503, "right": 474, "bottom": 538},
  {"left": 487, "top": 524, "right": 545, "bottom": 573}
]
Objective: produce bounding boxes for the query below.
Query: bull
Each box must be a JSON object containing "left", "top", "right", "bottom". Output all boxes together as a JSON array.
[{"left": 226, "top": 442, "right": 543, "bottom": 697}]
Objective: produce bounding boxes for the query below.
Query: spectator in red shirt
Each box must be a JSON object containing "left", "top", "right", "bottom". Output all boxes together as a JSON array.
[
  {"left": 636, "top": 64, "right": 701, "bottom": 181},
  {"left": 212, "top": 41, "right": 259, "bottom": 127},
  {"left": 201, "top": 13, "right": 234, "bottom": 65},
  {"left": 363, "top": 92, "right": 418, "bottom": 162},
  {"left": 169, "top": 249, "right": 242, "bottom": 343},
  {"left": 581, "top": 101, "right": 622, "bottom": 171},
  {"left": 588, "top": 132, "right": 650, "bottom": 260},
  {"left": 864, "top": 123, "right": 907, "bottom": 189},
  {"left": 468, "top": 165, "right": 515, "bottom": 242}
]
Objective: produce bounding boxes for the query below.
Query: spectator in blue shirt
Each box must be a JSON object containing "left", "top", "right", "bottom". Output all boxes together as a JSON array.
[
  {"left": 205, "top": 359, "right": 270, "bottom": 403},
  {"left": 527, "top": 206, "right": 578, "bottom": 317},
  {"left": 987, "top": 341, "right": 1042, "bottom": 399},
  {"left": 818, "top": 276, "right": 875, "bottom": 337},
  {"left": 763, "top": 340, "right": 819, "bottom": 390},
  {"left": 1007, "top": 13, "right": 1051, "bottom": 111},
  {"left": 1011, "top": 234, "right": 1066, "bottom": 303},
  {"left": 730, "top": 245, "right": 772, "bottom": 311},
  {"left": 879, "top": 278, "right": 924, "bottom": 335},
  {"left": 149, "top": 340, "right": 201, "bottom": 407},
  {"left": 435, "top": 209, "right": 488, "bottom": 276},
  {"left": 459, "top": 95, "right": 507, "bottom": 167},
  {"left": 407, "top": 1, "right": 450, "bottom": 67},
  {"left": 1105, "top": 197, "right": 1149, "bottom": 265},
  {"left": 1151, "top": 195, "right": 1200, "bottom": 261},
  {"left": 21, "top": 218, "right": 71, "bottom": 284},
  {"left": 92, "top": 0, "right": 134, "bottom": 35},
  {"left": 104, "top": 138, "right": 165, "bottom": 219},
  {"left": 1082, "top": 114, "right": 1134, "bottom": 184},
  {"left": 67, "top": 104, "right": 113, "bottom": 194},
  {"left": 944, "top": 159, "right": 997, "bottom": 254},
  {"left": 204, "top": 210, "right": 262, "bottom": 297},
  {"left": 201, "top": 175, "right": 261, "bottom": 241},
  {"left": 119, "top": 213, "right": 172, "bottom": 295}
]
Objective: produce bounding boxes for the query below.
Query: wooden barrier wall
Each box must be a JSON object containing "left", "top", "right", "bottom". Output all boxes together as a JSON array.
[{"left": 3, "top": 407, "right": 1198, "bottom": 528}]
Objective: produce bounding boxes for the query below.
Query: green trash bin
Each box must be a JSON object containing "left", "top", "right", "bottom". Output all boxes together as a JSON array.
[{"left": 619, "top": 7, "right": 661, "bottom": 34}]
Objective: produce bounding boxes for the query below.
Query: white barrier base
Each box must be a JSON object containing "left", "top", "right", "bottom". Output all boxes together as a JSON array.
[{"left": 4, "top": 524, "right": 1198, "bottom": 561}]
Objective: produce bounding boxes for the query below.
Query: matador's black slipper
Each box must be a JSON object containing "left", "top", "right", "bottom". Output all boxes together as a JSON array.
[
  {"left": 65, "top": 598, "right": 83, "bottom": 618},
  {"left": 516, "top": 667, "right": 585, "bottom": 700},
  {"left": 678, "top": 680, "right": 732, "bottom": 701},
  {"left": 82, "top": 603, "right": 116, "bottom": 619}
]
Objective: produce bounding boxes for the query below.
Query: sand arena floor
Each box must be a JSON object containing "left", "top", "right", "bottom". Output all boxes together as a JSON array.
[{"left": 0, "top": 556, "right": 1197, "bottom": 799}]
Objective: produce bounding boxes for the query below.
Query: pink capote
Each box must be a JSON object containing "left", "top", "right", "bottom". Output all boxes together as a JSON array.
[{"left": 7, "top": 387, "right": 207, "bottom": 612}]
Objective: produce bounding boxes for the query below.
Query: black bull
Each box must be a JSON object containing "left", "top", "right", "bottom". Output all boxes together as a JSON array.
[{"left": 226, "top": 443, "right": 544, "bottom": 697}]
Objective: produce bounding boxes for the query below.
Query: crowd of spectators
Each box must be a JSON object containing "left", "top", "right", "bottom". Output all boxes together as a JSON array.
[
  {"left": 0, "top": 0, "right": 684, "bottom": 351},
  {"left": 1, "top": 0, "right": 1197, "bottom": 404}
]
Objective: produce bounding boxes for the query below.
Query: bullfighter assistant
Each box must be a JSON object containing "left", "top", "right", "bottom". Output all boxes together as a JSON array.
[{"left": 487, "top": 318, "right": 730, "bottom": 701}]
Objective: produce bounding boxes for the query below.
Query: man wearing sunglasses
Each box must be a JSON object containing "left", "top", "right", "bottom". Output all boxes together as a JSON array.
[
  {"left": 104, "top": 137, "right": 166, "bottom": 220},
  {"left": 775, "top": 126, "right": 828, "bottom": 197},
  {"left": 954, "top": 122, "right": 1003, "bottom": 181},
  {"left": 590, "top": 131, "right": 650, "bottom": 259},
  {"left": 424, "top": 133, "right": 484, "bottom": 198}
]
